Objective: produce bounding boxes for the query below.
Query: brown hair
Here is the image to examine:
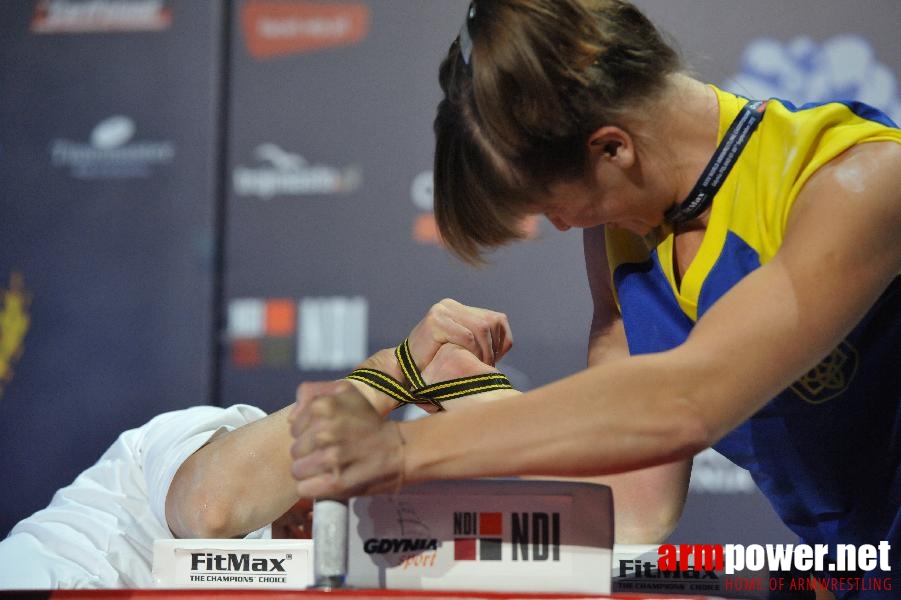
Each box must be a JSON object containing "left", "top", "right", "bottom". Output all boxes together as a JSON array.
[{"left": 434, "top": 0, "right": 681, "bottom": 263}]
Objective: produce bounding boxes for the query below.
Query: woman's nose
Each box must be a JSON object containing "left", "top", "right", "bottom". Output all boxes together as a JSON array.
[{"left": 546, "top": 214, "right": 571, "bottom": 231}]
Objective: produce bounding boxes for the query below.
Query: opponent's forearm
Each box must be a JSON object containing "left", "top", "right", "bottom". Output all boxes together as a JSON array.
[
  {"left": 401, "top": 353, "right": 710, "bottom": 483},
  {"left": 168, "top": 349, "right": 406, "bottom": 538}
]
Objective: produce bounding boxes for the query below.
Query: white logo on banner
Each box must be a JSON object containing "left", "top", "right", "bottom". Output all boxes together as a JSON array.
[
  {"left": 233, "top": 143, "right": 362, "bottom": 199},
  {"left": 50, "top": 115, "right": 175, "bottom": 179},
  {"left": 227, "top": 298, "right": 265, "bottom": 339},
  {"left": 688, "top": 448, "right": 756, "bottom": 494},
  {"left": 410, "top": 171, "right": 433, "bottom": 211},
  {"left": 31, "top": 0, "right": 172, "bottom": 34},
  {"left": 297, "top": 296, "right": 367, "bottom": 370},
  {"left": 410, "top": 169, "right": 446, "bottom": 245},
  {"left": 724, "top": 35, "right": 901, "bottom": 123}
]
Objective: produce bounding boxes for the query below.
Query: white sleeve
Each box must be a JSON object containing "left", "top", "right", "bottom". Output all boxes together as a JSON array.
[
  {"left": 0, "top": 531, "right": 101, "bottom": 589},
  {"left": 140, "top": 404, "right": 268, "bottom": 536}
]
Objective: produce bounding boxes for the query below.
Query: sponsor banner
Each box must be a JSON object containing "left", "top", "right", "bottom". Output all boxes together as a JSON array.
[
  {"left": 347, "top": 479, "right": 613, "bottom": 593},
  {"left": 297, "top": 296, "right": 367, "bottom": 371},
  {"left": 410, "top": 170, "right": 441, "bottom": 246},
  {"left": 152, "top": 539, "right": 313, "bottom": 589},
  {"left": 227, "top": 298, "right": 296, "bottom": 369},
  {"left": 613, "top": 544, "right": 767, "bottom": 599},
  {"left": 31, "top": 0, "right": 172, "bottom": 34},
  {"left": 233, "top": 144, "right": 362, "bottom": 200},
  {"left": 614, "top": 542, "right": 894, "bottom": 597},
  {"left": 0, "top": 272, "right": 31, "bottom": 399},
  {"left": 240, "top": 1, "right": 370, "bottom": 59},
  {"left": 227, "top": 296, "right": 367, "bottom": 371},
  {"left": 50, "top": 115, "right": 175, "bottom": 180},
  {"left": 724, "top": 34, "right": 901, "bottom": 124}
]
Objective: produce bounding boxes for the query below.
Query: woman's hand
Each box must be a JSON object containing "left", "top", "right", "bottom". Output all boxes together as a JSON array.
[{"left": 421, "top": 342, "right": 498, "bottom": 382}]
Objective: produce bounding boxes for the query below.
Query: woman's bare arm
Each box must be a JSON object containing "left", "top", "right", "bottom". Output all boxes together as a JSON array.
[{"left": 290, "top": 142, "right": 901, "bottom": 500}]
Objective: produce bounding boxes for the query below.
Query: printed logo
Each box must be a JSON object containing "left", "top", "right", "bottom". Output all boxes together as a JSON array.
[
  {"left": 616, "top": 556, "right": 720, "bottom": 596},
  {"left": 229, "top": 296, "right": 367, "bottom": 371},
  {"left": 410, "top": 170, "right": 441, "bottom": 245},
  {"left": 410, "top": 170, "right": 540, "bottom": 247},
  {"left": 638, "top": 541, "right": 894, "bottom": 596},
  {"left": 790, "top": 340, "right": 858, "bottom": 404},
  {"left": 688, "top": 448, "right": 756, "bottom": 494},
  {"left": 241, "top": 1, "right": 370, "bottom": 59},
  {"left": 724, "top": 35, "right": 901, "bottom": 124},
  {"left": 453, "top": 511, "right": 560, "bottom": 562},
  {"left": 50, "top": 115, "right": 175, "bottom": 179},
  {"left": 188, "top": 552, "right": 292, "bottom": 584},
  {"left": 363, "top": 538, "right": 439, "bottom": 555},
  {"left": 228, "top": 298, "right": 296, "bottom": 369},
  {"left": 453, "top": 511, "right": 503, "bottom": 561},
  {"left": 31, "top": 0, "right": 172, "bottom": 34},
  {"left": 296, "top": 296, "right": 367, "bottom": 371},
  {"left": 233, "top": 144, "right": 362, "bottom": 199},
  {"left": 0, "top": 272, "right": 31, "bottom": 399}
]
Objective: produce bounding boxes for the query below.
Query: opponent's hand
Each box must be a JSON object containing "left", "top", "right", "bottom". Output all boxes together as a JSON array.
[
  {"left": 289, "top": 380, "right": 404, "bottom": 499},
  {"left": 421, "top": 342, "right": 499, "bottom": 383},
  {"left": 407, "top": 298, "right": 513, "bottom": 370},
  {"left": 421, "top": 344, "right": 521, "bottom": 409}
]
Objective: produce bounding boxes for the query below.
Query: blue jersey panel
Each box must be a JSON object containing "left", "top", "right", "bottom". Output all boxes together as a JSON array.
[
  {"left": 613, "top": 253, "right": 693, "bottom": 355},
  {"left": 698, "top": 232, "right": 762, "bottom": 318}
]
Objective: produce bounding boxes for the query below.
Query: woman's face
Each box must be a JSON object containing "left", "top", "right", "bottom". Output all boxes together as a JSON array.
[{"left": 537, "top": 170, "right": 665, "bottom": 236}]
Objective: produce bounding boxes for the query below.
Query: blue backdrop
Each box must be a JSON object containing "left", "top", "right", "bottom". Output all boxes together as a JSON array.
[{"left": 2, "top": 0, "right": 900, "bottom": 548}]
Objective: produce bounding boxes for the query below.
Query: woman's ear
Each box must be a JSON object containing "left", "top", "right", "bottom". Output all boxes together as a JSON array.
[{"left": 587, "top": 126, "right": 635, "bottom": 169}]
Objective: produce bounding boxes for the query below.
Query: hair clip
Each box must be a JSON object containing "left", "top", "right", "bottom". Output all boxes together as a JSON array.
[{"left": 458, "top": 2, "right": 476, "bottom": 66}]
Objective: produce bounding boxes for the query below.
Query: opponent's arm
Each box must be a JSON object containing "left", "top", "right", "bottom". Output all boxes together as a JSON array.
[
  {"left": 165, "top": 349, "right": 400, "bottom": 539},
  {"left": 167, "top": 301, "right": 513, "bottom": 538},
  {"left": 290, "top": 142, "right": 901, "bottom": 498}
]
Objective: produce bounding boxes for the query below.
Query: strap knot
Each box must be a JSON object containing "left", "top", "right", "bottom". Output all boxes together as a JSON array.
[{"left": 346, "top": 338, "right": 514, "bottom": 411}]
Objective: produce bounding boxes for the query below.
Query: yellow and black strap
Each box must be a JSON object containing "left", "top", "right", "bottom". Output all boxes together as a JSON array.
[
  {"left": 394, "top": 338, "right": 426, "bottom": 390},
  {"left": 415, "top": 373, "right": 515, "bottom": 403},
  {"left": 344, "top": 368, "right": 417, "bottom": 404},
  {"left": 346, "top": 339, "right": 515, "bottom": 411},
  {"left": 345, "top": 367, "right": 446, "bottom": 411}
]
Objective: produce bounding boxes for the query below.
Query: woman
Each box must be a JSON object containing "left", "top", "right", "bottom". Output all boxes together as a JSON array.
[{"left": 289, "top": 1, "right": 900, "bottom": 596}]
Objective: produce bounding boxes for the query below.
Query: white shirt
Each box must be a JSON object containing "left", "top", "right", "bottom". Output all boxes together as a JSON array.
[{"left": 0, "top": 404, "right": 267, "bottom": 589}]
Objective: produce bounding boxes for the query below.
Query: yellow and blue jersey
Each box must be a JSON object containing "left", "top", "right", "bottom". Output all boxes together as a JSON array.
[{"left": 606, "top": 86, "right": 901, "bottom": 589}]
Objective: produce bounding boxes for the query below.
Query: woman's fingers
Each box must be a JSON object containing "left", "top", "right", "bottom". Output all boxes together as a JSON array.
[{"left": 290, "top": 381, "right": 404, "bottom": 499}]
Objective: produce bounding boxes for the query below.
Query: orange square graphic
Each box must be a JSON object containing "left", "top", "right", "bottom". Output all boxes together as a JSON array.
[
  {"left": 265, "top": 299, "right": 296, "bottom": 336},
  {"left": 479, "top": 512, "right": 502, "bottom": 536}
]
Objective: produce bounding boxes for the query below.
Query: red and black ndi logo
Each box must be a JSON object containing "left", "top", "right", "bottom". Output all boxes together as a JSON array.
[
  {"left": 453, "top": 512, "right": 503, "bottom": 561},
  {"left": 453, "top": 512, "right": 561, "bottom": 562}
]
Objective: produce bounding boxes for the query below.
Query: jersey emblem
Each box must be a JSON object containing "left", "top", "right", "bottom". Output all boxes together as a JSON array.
[{"left": 790, "top": 340, "right": 858, "bottom": 404}]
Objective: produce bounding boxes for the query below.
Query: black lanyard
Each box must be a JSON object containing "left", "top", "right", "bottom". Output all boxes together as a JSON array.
[{"left": 665, "top": 99, "right": 768, "bottom": 225}]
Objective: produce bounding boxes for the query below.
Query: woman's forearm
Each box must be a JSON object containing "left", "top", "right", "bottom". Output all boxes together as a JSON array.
[{"left": 401, "top": 353, "right": 711, "bottom": 484}]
